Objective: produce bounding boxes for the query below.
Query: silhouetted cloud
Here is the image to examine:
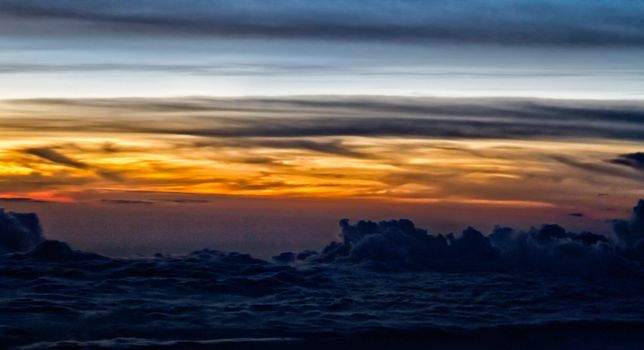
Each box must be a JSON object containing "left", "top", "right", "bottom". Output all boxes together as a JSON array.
[
  {"left": 101, "top": 199, "right": 155, "bottom": 205},
  {"left": 1, "top": 1, "right": 643, "bottom": 47},
  {"left": 0, "top": 209, "right": 43, "bottom": 253},
  {"left": 24, "top": 147, "right": 124, "bottom": 182},
  {"left": 612, "top": 200, "right": 644, "bottom": 254},
  {"left": 609, "top": 153, "right": 644, "bottom": 171},
  {"left": 25, "top": 147, "right": 89, "bottom": 169},
  {"left": 3, "top": 199, "right": 644, "bottom": 279},
  {"left": 569, "top": 212, "right": 584, "bottom": 218},
  {"left": 0, "top": 197, "right": 50, "bottom": 203},
  {"left": 295, "top": 200, "right": 643, "bottom": 275},
  {"left": 163, "top": 199, "right": 211, "bottom": 204}
]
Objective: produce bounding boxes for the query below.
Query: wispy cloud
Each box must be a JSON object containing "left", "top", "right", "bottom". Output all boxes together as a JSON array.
[
  {"left": 4, "top": 97, "right": 644, "bottom": 141},
  {"left": 101, "top": 199, "right": 155, "bottom": 205},
  {"left": 0, "top": 96, "right": 642, "bottom": 210},
  {"left": 1, "top": 1, "right": 643, "bottom": 47},
  {"left": 0, "top": 197, "right": 50, "bottom": 203},
  {"left": 608, "top": 152, "right": 644, "bottom": 171},
  {"left": 24, "top": 147, "right": 124, "bottom": 181},
  {"left": 25, "top": 147, "right": 89, "bottom": 169}
]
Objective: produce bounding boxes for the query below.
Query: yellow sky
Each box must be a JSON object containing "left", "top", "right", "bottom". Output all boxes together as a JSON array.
[{"left": 0, "top": 97, "right": 642, "bottom": 217}]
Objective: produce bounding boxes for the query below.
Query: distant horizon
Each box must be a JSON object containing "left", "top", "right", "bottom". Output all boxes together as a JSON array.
[{"left": 0, "top": 0, "right": 642, "bottom": 256}]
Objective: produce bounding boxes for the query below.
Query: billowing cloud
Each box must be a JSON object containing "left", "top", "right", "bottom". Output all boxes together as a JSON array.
[
  {"left": 7, "top": 200, "right": 643, "bottom": 278},
  {"left": 0, "top": 208, "right": 43, "bottom": 252},
  {"left": 272, "top": 199, "right": 643, "bottom": 276},
  {"left": 612, "top": 200, "right": 644, "bottom": 253},
  {"left": 1, "top": 1, "right": 643, "bottom": 47}
]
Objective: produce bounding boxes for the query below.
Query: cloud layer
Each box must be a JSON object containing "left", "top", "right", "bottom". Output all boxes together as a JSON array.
[
  {"left": 1, "top": 1, "right": 644, "bottom": 47},
  {"left": 3, "top": 97, "right": 644, "bottom": 141},
  {"left": 0, "top": 96, "right": 642, "bottom": 211}
]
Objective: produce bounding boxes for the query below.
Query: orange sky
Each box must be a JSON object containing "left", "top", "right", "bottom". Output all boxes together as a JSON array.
[{"left": 1, "top": 97, "right": 642, "bottom": 211}]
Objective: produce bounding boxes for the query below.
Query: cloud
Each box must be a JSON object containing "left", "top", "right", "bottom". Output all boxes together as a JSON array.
[
  {"left": 196, "top": 139, "right": 369, "bottom": 158},
  {"left": 6, "top": 97, "right": 644, "bottom": 142},
  {"left": 0, "top": 1, "right": 643, "bottom": 47},
  {"left": 551, "top": 155, "right": 644, "bottom": 183},
  {"left": 24, "top": 147, "right": 124, "bottom": 182},
  {"left": 612, "top": 199, "right": 644, "bottom": 254},
  {"left": 287, "top": 199, "right": 644, "bottom": 276},
  {"left": 25, "top": 147, "right": 89, "bottom": 169},
  {"left": 101, "top": 199, "right": 155, "bottom": 205},
  {"left": 4, "top": 199, "right": 644, "bottom": 280},
  {"left": 163, "top": 199, "right": 211, "bottom": 204},
  {"left": 2, "top": 97, "right": 643, "bottom": 202},
  {"left": 0, "top": 208, "right": 44, "bottom": 253},
  {"left": 608, "top": 153, "right": 644, "bottom": 171},
  {"left": 0, "top": 197, "right": 50, "bottom": 203}
]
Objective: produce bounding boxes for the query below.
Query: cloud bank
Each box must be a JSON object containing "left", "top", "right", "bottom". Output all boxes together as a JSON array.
[
  {"left": 0, "top": 209, "right": 43, "bottom": 253},
  {"left": 273, "top": 200, "right": 644, "bottom": 277},
  {"left": 1, "top": 199, "right": 641, "bottom": 278},
  {"left": 4, "top": 97, "right": 644, "bottom": 142}
]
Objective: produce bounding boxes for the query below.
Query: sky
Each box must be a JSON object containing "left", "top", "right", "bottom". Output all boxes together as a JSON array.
[{"left": 0, "top": 1, "right": 643, "bottom": 256}]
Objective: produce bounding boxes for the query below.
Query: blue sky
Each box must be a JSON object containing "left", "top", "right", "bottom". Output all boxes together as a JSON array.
[{"left": 1, "top": 0, "right": 643, "bottom": 99}]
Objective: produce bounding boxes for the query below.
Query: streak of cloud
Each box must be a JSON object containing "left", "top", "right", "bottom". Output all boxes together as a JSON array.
[{"left": 1, "top": 1, "right": 643, "bottom": 47}]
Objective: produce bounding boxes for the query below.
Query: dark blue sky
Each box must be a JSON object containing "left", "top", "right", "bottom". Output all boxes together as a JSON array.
[{"left": 1, "top": 0, "right": 644, "bottom": 46}]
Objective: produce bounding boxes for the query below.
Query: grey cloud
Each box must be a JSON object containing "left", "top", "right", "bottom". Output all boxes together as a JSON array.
[
  {"left": 1, "top": 1, "right": 643, "bottom": 47},
  {"left": 196, "top": 139, "right": 368, "bottom": 158},
  {"left": 5, "top": 97, "right": 644, "bottom": 143},
  {"left": 551, "top": 155, "right": 644, "bottom": 183},
  {"left": 25, "top": 147, "right": 89, "bottom": 169},
  {"left": 24, "top": 147, "right": 124, "bottom": 182}
]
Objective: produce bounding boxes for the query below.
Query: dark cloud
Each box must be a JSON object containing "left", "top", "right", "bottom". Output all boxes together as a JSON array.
[
  {"left": 612, "top": 200, "right": 644, "bottom": 255},
  {"left": 0, "top": 197, "right": 50, "bottom": 203},
  {"left": 0, "top": 1, "right": 643, "bottom": 47},
  {"left": 608, "top": 153, "right": 644, "bottom": 171},
  {"left": 25, "top": 147, "right": 89, "bottom": 169},
  {"left": 0, "top": 208, "right": 43, "bottom": 253},
  {"left": 24, "top": 147, "right": 125, "bottom": 182},
  {"left": 551, "top": 155, "right": 643, "bottom": 183},
  {"left": 569, "top": 212, "right": 584, "bottom": 218},
  {"left": 163, "top": 199, "right": 211, "bottom": 204},
  {"left": 301, "top": 201, "right": 643, "bottom": 276},
  {"left": 3, "top": 199, "right": 644, "bottom": 278},
  {"left": 5, "top": 97, "right": 644, "bottom": 142},
  {"left": 195, "top": 139, "right": 368, "bottom": 158},
  {"left": 101, "top": 199, "right": 155, "bottom": 205}
]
